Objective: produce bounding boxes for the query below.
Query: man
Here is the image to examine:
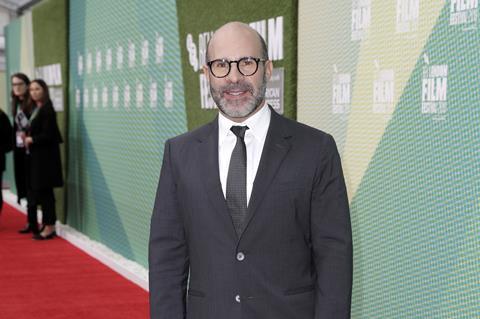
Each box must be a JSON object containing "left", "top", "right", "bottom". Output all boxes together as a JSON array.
[
  {"left": 0, "top": 108, "right": 13, "bottom": 213},
  {"left": 149, "top": 22, "right": 352, "bottom": 319}
]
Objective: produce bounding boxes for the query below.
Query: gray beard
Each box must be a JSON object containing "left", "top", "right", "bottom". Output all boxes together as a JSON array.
[{"left": 211, "top": 74, "right": 267, "bottom": 119}]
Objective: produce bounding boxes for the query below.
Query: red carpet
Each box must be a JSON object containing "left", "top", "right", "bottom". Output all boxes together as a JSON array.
[{"left": 0, "top": 203, "right": 149, "bottom": 319}]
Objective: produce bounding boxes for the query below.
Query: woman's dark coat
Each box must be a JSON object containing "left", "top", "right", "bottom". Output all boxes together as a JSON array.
[{"left": 28, "top": 101, "right": 63, "bottom": 190}]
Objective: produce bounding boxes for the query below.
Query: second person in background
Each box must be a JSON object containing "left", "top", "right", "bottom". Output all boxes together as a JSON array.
[
  {"left": 24, "top": 79, "right": 63, "bottom": 240},
  {"left": 11, "top": 73, "right": 35, "bottom": 233}
]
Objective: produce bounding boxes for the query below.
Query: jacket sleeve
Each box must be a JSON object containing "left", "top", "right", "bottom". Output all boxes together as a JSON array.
[
  {"left": 312, "top": 135, "right": 353, "bottom": 319},
  {"left": 149, "top": 139, "right": 189, "bottom": 319},
  {"left": 0, "top": 112, "right": 13, "bottom": 153}
]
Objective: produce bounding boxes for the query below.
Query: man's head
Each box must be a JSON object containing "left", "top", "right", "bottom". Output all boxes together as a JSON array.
[{"left": 204, "top": 22, "right": 272, "bottom": 122}]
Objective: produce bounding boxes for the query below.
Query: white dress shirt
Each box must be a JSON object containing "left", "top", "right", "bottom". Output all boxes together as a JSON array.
[{"left": 218, "top": 104, "right": 271, "bottom": 206}]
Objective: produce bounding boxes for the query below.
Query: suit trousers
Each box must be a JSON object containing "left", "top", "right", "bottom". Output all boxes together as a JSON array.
[{"left": 27, "top": 188, "right": 56, "bottom": 227}]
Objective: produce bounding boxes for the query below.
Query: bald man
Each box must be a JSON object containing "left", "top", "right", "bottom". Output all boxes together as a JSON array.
[{"left": 149, "top": 22, "right": 352, "bottom": 319}]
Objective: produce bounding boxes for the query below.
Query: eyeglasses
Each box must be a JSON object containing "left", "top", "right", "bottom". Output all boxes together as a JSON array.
[
  {"left": 207, "top": 57, "right": 267, "bottom": 78},
  {"left": 12, "top": 82, "right": 26, "bottom": 87}
]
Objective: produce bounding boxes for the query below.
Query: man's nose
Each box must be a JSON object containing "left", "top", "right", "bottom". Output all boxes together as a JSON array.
[{"left": 226, "top": 63, "right": 242, "bottom": 83}]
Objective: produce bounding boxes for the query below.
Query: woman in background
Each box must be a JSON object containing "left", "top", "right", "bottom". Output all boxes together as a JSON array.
[
  {"left": 0, "top": 107, "right": 13, "bottom": 214},
  {"left": 10, "top": 73, "right": 35, "bottom": 233},
  {"left": 24, "top": 79, "right": 63, "bottom": 240}
]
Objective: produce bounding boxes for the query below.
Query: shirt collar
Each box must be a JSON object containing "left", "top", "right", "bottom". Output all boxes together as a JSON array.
[{"left": 218, "top": 103, "right": 271, "bottom": 143}]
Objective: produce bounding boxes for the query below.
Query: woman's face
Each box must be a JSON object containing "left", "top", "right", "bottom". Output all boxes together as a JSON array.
[
  {"left": 29, "top": 82, "right": 45, "bottom": 103},
  {"left": 12, "top": 77, "right": 28, "bottom": 97}
]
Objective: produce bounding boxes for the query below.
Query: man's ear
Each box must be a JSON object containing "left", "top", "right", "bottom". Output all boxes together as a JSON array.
[
  {"left": 264, "top": 60, "right": 273, "bottom": 81},
  {"left": 203, "top": 65, "right": 210, "bottom": 83}
]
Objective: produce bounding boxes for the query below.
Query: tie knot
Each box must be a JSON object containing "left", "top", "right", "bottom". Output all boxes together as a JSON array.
[{"left": 230, "top": 125, "right": 249, "bottom": 139}]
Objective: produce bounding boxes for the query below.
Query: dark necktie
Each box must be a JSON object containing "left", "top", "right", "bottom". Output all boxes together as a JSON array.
[{"left": 226, "top": 125, "right": 249, "bottom": 237}]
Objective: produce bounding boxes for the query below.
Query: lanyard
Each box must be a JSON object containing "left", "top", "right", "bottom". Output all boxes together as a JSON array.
[{"left": 29, "top": 106, "right": 40, "bottom": 124}]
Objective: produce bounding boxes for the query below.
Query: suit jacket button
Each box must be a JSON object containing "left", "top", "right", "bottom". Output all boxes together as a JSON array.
[
  {"left": 235, "top": 294, "right": 241, "bottom": 303},
  {"left": 236, "top": 252, "right": 245, "bottom": 261}
]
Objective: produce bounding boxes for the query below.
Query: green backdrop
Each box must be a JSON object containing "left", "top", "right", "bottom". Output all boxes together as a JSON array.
[
  {"left": 68, "top": 0, "right": 186, "bottom": 266},
  {"left": 4, "top": 17, "right": 26, "bottom": 196},
  {"left": 298, "top": 1, "right": 480, "bottom": 317},
  {"left": 177, "top": 0, "right": 298, "bottom": 129},
  {"left": 5, "top": 4, "right": 477, "bottom": 316},
  {"left": 4, "top": 0, "right": 68, "bottom": 223},
  {"left": 32, "top": 0, "right": 68, "bottom": 223}
]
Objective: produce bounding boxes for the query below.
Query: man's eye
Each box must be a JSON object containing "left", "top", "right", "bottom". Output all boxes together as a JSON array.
[{"left": 215, "top": 61, "right": 228, "bottom": 68}]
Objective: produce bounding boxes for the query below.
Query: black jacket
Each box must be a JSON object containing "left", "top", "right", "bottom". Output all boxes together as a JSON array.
[
  {"left": 0, "top": 109, "right": 13, "bottom": 172},
  {"left": 149, "top": 107, "right": 352, "bottom": 319},
  {"left": 28, "top": 101, "right": 63, "bottom": 190}
]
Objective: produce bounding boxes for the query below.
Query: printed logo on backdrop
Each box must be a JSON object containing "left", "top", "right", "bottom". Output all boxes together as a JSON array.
[
  {"left": 128, "top": 40, "right": 136, "bottom": 68},
  {"left": 265, "top": 68, "right": 284, "bottom": 113},
  {"left": 106, "top": 47, "right": 112, "bottom": 71},
  {"left": 150, "top": 80, "right": 158, "bottom": 108},
  {"left": 74, "top": 33, "right": 168, "bottom": 111},
  {"left": 92, "top": 85, "right": 98, "bottom": 109},
  {"left": 87, "top": 50, "right": 92, "bottom": 74},
  {"left": 116, "top": 44, "right": 124, "bottom": 69},
  {"left": 124, "top": 83, "right": 131, "bottom": 109},
  {"left": 331, "top": 64, "right": 351, "bottom": 115},
  {"left": 421, "top": 54, "right": 448, "bottom": 121},
  {"left": 449, "top": 0, "right": 478, "bottom": 29},
  {"left": 135, "top": 82, "right": 143, "bottom": 109},
  {"left": 164, "top": 78, "right": 173, "bottom": 108},
  {"left": 83, "top": 88, "right": 89, "bottom": 109},
  {"left": 96, "top": 49, "right": 102, "bottom": 73},
  {"left": 36, "top": 64, "right": 64, "bottom": 112},
  {"left": 372, "top": 60, "right": 395, "bottom": 117},
  {"left": 77, "top": 53, "right": 83, "bottom": 76},
  {"left": 102, "top": 85, "right": 109, "bottom": 108},
  {"left": 75, "top": 87, "right": 81, "bottom": 108},
  {"left": 112, "top": 83, "right": 119, "bottom": 109},
  {"left": 396, "top": 0, "right": 419, "bottom": 34},
  {"left": 141, "top": 37, "right": 149, "bottom": 66},
  {"left": 155, "top": 33, "right": 164, "bottom": 64},
  {"left": 136, "top": 81, "right": 144, "bottom": 108},
  {"left": 186, "top": 16, "right": 285, "bottom": 114},
  {"left": 351, "top": 0, "right": 371, "bottom": 41}
]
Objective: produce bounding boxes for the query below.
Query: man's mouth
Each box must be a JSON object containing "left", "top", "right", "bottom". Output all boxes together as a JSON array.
[{"left": 225, "top": 90, "right": 247, "bottom": 97}]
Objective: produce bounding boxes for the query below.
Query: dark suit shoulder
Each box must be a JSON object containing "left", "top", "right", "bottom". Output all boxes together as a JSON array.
[
  {"left": 274, "top": 111, "right": 335, "bottom": 147},
  {"left": 167, "top": 120, "right": 215, "bottom": 147}
]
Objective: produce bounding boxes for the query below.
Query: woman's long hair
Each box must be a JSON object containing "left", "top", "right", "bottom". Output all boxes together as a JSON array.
[
  {"left": 28, "top": 79, "right": 52, "bottom": 107},
  {"left": 10, "top": 73, "right": 31, "bottom": 117}
]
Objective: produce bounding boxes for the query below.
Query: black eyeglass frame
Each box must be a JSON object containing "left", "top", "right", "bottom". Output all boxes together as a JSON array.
[{"left": 207, "top": 56, "right": 267, "bottom": 78}]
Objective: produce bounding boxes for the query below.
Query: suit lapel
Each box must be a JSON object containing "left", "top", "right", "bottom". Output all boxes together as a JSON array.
[
  {"left": 240, "top": 109, "right": 292, "bottom": 239},
  {"left": 197, "top": 118, "right": 238, "bottom": 237}
]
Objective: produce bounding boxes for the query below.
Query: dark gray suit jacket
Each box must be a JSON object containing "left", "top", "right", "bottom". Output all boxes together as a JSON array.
[{"left": 149, "top": 107, "right": 352, "bottom": 319}]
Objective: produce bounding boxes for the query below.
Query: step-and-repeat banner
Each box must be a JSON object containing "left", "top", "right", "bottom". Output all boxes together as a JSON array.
[
  {"left": 67, "top": 0, "right": 297, "bottom": 266},
  {"left": 7, "top": 3, "right": 478, "bottom": 314},
  {"left": 176, "top": 0, "right": 298, "bottom": 129},
  {"left": 68, "top": 0, "right": 186, "bottom": 266},
  {"left": 298, "top": 1, "right": 479, "bottom": 317},
  {"left": 4, "top": 12, "right": 34, "bottom": 194},
  {"left": 5, "top": 0, "right": 68, "bottom": 222}
]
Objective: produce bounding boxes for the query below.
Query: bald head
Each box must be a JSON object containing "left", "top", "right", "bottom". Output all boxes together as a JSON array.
[
  {"left": 206, "top": 22, "right": 268, "bottom": 62},
  {"left": 203, "top": 21, "right": 272, "bottom": 122}
]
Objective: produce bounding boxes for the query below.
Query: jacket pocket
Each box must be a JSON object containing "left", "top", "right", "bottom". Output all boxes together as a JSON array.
[
  {"left": 188, "top": 288, "right": 206, "bottom": 298},
  {"left": 284, "top": 284, "right": 315, "bottom": 296}
]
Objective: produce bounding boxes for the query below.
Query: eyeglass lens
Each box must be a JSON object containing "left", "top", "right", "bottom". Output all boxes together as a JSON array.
[{"left": 210, "top": 58, "right": 259, "bottom": 77}]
